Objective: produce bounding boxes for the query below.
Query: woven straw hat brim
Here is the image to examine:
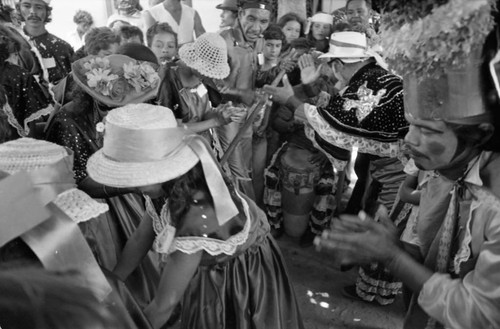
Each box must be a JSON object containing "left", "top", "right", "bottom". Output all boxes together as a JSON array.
[
  {"left": 53, "top": 188, "right": 109, "bottom": 223},
  {"left": 179, "top": 44, "right": 230, "bottom": 80},
  {"left": 87, "top": 146, "right": 199, "bottom": 188}
]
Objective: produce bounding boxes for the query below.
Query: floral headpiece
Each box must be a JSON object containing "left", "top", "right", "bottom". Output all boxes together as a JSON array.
[
  {"left": 380, "top": 0, "right": 496, "bottom": 80},
  {"left": 72, "top": 54, "right": 160, "bottom": 107}
]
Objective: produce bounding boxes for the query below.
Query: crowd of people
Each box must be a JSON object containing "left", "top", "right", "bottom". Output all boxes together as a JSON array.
[{"left": 1, "top": 0, "right": 500, "bottom": 328}]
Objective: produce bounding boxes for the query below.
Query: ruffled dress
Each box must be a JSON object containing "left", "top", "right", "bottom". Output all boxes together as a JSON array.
[{"left": 145, "top": 189, "right": 304, "bottom": 329}]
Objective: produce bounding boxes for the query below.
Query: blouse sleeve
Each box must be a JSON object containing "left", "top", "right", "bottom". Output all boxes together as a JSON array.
[
  {"left": 45, "top": 113, "right": 94, "bottom": 183},
  {"left": 418, "top": 205, "right": 500, "bottom": 328}
]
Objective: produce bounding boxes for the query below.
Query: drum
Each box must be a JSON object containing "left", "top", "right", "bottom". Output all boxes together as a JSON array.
[{"left": 279, "top": 145, "right": 321, "bottom": 238}]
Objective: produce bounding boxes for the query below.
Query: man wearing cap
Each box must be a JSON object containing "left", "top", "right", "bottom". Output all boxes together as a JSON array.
[
  {"left": 16, "top": 0, "right": 73, "bottom": 85},
  {"left": 264, "top": 31, "right": 408, "bottom": 304},
  {"left": 217, "top": 0, "right": 272, "bottom": 201},
  {"left": 314, "top": 1, "right": 500, "bottom": 328},
  {"left": 216, "top": 0, "right": 238, "bottom": 30}
]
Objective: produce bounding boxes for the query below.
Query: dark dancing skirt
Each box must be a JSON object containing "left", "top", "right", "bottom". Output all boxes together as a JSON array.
[{"left": 180, "top": 233, "right": 304, "bottom": 329}]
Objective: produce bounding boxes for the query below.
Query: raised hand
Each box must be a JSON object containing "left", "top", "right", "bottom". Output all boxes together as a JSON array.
[{"left": 298, "top": 54, "right": 323, "bottom": 85}]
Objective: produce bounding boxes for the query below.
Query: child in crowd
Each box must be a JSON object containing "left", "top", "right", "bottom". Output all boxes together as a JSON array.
[
  {"left": 158, "top": 32, "right": 245, "bottom": 142},
  {"left": 305, "top": 12, "right": 333, "bottom": 53},
  {"left": 118, "top": 25, "right": 144, "bottom": 45},
  {"left": 146, "top": 22, "right": 178, "bottom": 67}
]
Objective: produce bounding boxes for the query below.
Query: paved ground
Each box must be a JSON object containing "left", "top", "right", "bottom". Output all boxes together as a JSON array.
[{"left": 277, "top": 235, "right": 405, "bottom": 329}]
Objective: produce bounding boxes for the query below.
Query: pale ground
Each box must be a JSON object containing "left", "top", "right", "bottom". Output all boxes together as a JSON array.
[{"left": 45, "top": 2, "right": 405, "bottom": 328}]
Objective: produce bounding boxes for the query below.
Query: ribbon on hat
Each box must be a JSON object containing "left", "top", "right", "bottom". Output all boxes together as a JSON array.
[
  {"left": 0, "top": 172, "right": 112, "bottom": 301},
  {"left": 25, "top": 154, "right": 77, "bottom": 206},
  {"left": 186, "top": 135, "right": 239, "bottom": 226}
]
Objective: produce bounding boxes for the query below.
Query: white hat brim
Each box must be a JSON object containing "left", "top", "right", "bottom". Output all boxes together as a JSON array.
[
  {"left": 53, "top": 188, "right": 109, "bottom": 223},
  {"left": 87, "top": 146, "right": 200, "bottom": 188}
]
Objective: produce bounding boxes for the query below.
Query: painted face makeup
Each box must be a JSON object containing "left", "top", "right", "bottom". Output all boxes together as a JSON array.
[{"left": 404, "top": 116, "right": 459, "bottom": 171}]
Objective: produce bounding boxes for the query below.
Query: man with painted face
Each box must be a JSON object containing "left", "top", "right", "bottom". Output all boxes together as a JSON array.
[
  {"left": 314, "top": 1, "right": 500, "bottom": 328},
  {"left": 216, "top": 0, "right": 272, "bottom": 201},
  {"left": 16, "top": 0, "right": 73, "bottom": 85}
]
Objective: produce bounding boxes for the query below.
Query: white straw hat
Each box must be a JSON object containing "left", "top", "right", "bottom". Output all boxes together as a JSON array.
[
  {"left": 319, "top": 31, "right": 388, "bottom": 69},
  {"left": 179, "top": 32, "right": 230, "bottom": 80},
  {"left": 0, "top": 138, "right": 108, "bottom": 223},
  {"left": 87, "top": 103, "right": 239, "bottom": 226},
  {"left": 319, "top": 31, "right": 370, "bottom": 62}
]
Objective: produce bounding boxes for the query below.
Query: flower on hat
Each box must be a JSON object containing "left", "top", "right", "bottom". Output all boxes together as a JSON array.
[
  {"left": 81, "top": 56, "right": 160, "bottom": 102},
  {"left": 123, "top": 61, "right": 161, "bottom": 93},
  {"left": 380, "top": 0, "right": 495, "bottom": 79}
]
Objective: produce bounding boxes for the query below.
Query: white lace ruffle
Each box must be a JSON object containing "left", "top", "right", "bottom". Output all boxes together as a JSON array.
[
  {"left": 304, "top": 104, "right": 404, "bottom": 159},
  {"left": 145, "top": 192, "right": 251, "bottom": 257},
  {"left": 53, "top": 188, "right": 109, "bottom": 223},
  {"left": 171, "top": 193, "right": 251, "bottom": 256},
  {"left": 2, "top": 102, "right": 54, "bottom": 137},
  {"left": 3, "top": 102, "right": 25, "bottom": 136},
  {"left": 453, "top": 185, "right": 500, "bottom": 274},
  {"left": 23, "top": 104, "right": 54, "bottom": 135}
]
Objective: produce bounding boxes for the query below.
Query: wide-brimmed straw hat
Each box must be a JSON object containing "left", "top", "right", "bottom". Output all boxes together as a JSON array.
[
  {"left": 179, "top": 32, "right": 230, "bottom": 80},
  {"left": 87, "top": 103, "right": 238, "bottom": 226},
  {"left": 0, "top": 138, "right": 108, "bottom": 223},
  {"left": 72, "top": 54, "right": 160, "bottom": 108}
]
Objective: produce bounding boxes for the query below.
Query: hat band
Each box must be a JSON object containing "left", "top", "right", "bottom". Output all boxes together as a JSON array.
[
  {"left": 241, "top": 2, "right": 272, "bottom": 11},
  {"left": 27, "top": 155, "right": 77, "bottom": 206},
  {"left": 330, "top": 39, "right": 366, "bottom": 50},
  {"left": 103, "top": 123, "right": 188, "bottom": 163}
]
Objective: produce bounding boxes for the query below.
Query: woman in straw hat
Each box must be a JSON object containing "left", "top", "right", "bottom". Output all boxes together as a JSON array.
[
  {"left": 86, "top": 104, "right": 304, "bottom": 329},
  {"left": 0, "top": 138, "right": 154, "bottom": 329},
  {"left": 158, "top": 32, "right": 246, "bottom": 143},
  {"left": 45, "top": 53, "right": 162, "bottom": 308}
]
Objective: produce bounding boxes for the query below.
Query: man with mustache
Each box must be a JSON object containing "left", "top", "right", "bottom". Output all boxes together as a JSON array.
[
  {"left": 314, "top": 1, "right": 500, "bottom": 328},
  {"left": 216, "top": 0, "right": 272, "bottom": 202},
  {"left": 16, "top": 0, "right": 73, "bottom": 85}
]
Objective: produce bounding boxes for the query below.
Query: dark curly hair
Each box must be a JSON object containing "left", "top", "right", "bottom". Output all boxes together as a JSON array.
[
  {"left": 15, "top": 2, "right": 53, "bottom": 23},
  {"left": 84, "top": 27, "right": 121, "bottom": 56},
  {"left": 277, "top": 12, "right": 305, "bottom": 38},
  {"left": 161, "top": 162, "right": 211, "bottom": 226},
  {"left": 263, "top": 23, "right": 286, "bottom": 44},
  {"left": 73, "top": 10, "right": 93, "bottom": 26},
  {"left": 0, "top": 25, "right": 20, "bottom": 64},
  {"left": 146, "top": 22, "right": 177, "bottom": 48}
]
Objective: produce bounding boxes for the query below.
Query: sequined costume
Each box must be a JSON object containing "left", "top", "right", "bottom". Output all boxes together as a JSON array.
[
  {"left": 146, "top": 188, "right": 305, "bottom": 329},
  {"left": 304, "top": 61, "right": 408, "bottom": 305},
  {"left": 45, "top": 101, "right": 159, "bottom": 308},
  {"left": 0, "top": 62, "right": 53, "bottom": 136},
  {"left": 25, "top": 30, "right": 74, "bottom": 84}
]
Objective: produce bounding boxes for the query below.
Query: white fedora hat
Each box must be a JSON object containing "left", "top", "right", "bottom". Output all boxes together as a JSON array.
[
  {"left": 319, "top": 31, "right": 371, "bottom": 62},
  {"left": 87, "top": 104, "right": 238, "bottom": 226},
  {"left": 0, "top": 138, "right": 108, "bottom": 223}
]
